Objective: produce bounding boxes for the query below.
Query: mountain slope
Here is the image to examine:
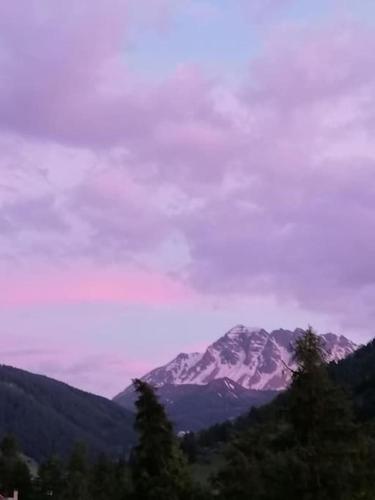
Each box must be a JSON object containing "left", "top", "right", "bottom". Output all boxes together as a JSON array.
[
  {"left": 330, "top": 338, "right": 375, "bottom": 420},
  {"left": 0, "top": 364, "right": 135, "bottom": 461},
  {"left": 116, "top": 325, "right": 357, "bottom": 396},
  {"left": 196, "top": 336, "right": 375, "bottom": 455},
  {"left": 116, "top": 377, "right": 277, "bottom": 431}
]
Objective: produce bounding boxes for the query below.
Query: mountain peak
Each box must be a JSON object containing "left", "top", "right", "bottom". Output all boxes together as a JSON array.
[
  {"left": 225, "top": 325, "right": 262, "bottom": 339},
  {"left": 175, "top": 352, "right": 200, "bottom": 360},
  {"left": 116, "top": 326, "right": 358, "bottom": 395}
]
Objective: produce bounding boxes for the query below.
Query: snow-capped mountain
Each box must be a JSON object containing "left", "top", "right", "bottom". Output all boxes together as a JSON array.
[{"left": 116, "top": 326, "right": 358, "bottom": 396}]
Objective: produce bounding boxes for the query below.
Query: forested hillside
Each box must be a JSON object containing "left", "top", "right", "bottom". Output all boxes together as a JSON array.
[
  {"left": 196, "top": 335, "right": 375, "bottom": 449},
  {"left": 209, "top": 329, "right": 375, "bottom": 499},
  {"left": 331, "top": 339, "right": 375, "bottom": 420},
  {"left": 181, "top": 329, "right": 375, "bottom": 499},
  {"left": 3, "top": 329, "right": 375, "bottom": 499},
  {"left": 0, "top": 365, "right": 135, "bottom": 461},
  {"left": 117, "top": 377, "right": 277, "bottom": 431}
]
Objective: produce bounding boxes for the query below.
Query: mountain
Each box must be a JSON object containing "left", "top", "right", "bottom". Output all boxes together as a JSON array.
[
  {"left": 196, "top": 336, "right": 375, "bottom": 456},
  {"left": 116, "top": 325, "right": 357, "bottom": 394},
  {"left": 116, "top": 377, "right": 277, "bottom": 432},
  {"left": 330, "top": 338, "right": 375, "bottom": 421},
  {"left": 114, "top": 326, "right": 356, "bottom": 431},
  {"left": 0, "top": 364, "right": 135, "bottom": 461}
]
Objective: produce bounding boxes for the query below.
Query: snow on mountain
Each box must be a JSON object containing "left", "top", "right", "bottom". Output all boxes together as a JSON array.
[{"left": 116, "top": 326, "right": 358, "bottom": 396}]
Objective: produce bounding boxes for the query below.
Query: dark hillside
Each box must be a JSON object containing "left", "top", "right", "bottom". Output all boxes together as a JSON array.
[{"left": 0, "top": 364, "right": 135, "bottom": 461}]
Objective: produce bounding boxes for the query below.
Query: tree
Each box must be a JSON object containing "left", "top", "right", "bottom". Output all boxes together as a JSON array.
[
  {"left": 215, "top": 327, "right": 375, "bottom": 500},
  {"left": 62, "top": 443, "right": 90, "bottom": 500},
  {"left": 0, "top": 436, "right": 18, "bottom": 459},
  {"left": 36, "top": 456, "right": 65, "bottom": 500},
  {"left": 112, "top": 458, "right": 132, "bottom": 500},
  {"left": 288, "top": 327, "right": 367, "bottom": 499},
  {"left": 131, "top": 379, "right": 192, "bottom": 500},
  {"left": 0, "top": 435, "right": 33, "bottom": 500},
  {"left": 180, "top": 433, "right": 198, "bottom": 464}
]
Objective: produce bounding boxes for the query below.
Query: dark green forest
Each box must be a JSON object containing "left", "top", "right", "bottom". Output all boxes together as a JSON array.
[
  {"left": 2, "top": 328, "right": 375, "bottom": 499},
  {"left": 0, "top": 365, "right": 135, "bottom": 460}
]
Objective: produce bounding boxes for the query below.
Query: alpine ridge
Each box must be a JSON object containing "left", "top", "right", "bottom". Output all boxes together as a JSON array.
[
  {"left": 115, "top": 325, "right": 358, "bottom": 396},
  {"left": 115, "top": 377, "right": 277, "bottom": 431}
]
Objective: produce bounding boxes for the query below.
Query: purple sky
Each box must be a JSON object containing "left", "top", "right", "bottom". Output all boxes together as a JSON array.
[{"left": 1, "top": 0, "right": 375, "bottom": 397}]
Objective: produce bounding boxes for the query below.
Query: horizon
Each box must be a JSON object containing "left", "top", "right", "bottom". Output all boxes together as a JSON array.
[
  {"left": 1, "top": 323, "right": 361, "bottom": 400},
  {"left": 2, "top": 0, "right": 375, "bottom": 397}
]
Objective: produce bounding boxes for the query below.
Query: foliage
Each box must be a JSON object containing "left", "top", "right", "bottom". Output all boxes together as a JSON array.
[
  {"left": 214, "top": 327, "right": 375, "bottom": 500},
  {"left": 0, "top": 436, "right": 33, "bottom": 500},
  {"left": 35, "top": 456, "right": 65, "bottom": 500},
  {"left": 131, "top": 379, "right": 194, "bottom": 500},
  {"left": 3, "top": 328, "right": 375, "bottom": 499},
  {"left": 0, "top": 364, "right": 135, "bottom": 461},
  {"left": 330, "top": 338, "right": 375, "bottom": 421}
]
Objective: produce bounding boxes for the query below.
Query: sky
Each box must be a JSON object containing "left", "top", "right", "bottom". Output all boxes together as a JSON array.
[{"left": 1, "top": 0, "right": 375, "bottom": 397}]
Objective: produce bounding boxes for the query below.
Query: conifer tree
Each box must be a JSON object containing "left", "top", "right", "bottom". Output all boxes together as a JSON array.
[
  {"left": 36, "top": 456, "right": 65, "bottom": 500},
  {"left": 62, "top": 443, "right": 90, "bottom": 500},
  {"left": 288, "top": 327, "right": 363, "bottom": 499},
  {"left": 0, "top": 435, "right": 32, "bottom": 500},
  {"left": 289, "top": 326, "right": 353, "bottom": 443},
  {"left": 112, "top": 458, "right": 132, "bottom": 500},
  {"left": 180, "top": 433, "right": 198, "bottom": 464},
  {"left": 215, "top": 327, "right": 375, "bottom": 500},
  {"left": 131, "top": 379, "right": 192, "bottom": 500},
  {"left": 89, "top": 454, "right": 122, "bottom": 500},
  {"left": 0, "top": 436, "right": 18, "bottom": 459}
]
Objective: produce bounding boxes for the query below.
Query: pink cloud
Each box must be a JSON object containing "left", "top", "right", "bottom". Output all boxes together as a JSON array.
[
  {"left": 2, "top": 266, "right": 193, "bottom": 308},
  {"left": 1, "top": 2, "right": 375, "bottom": 336}
]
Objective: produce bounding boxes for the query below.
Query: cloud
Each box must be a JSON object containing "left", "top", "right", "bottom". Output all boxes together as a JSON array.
[
  {"left": 1, "top": 1, "right": 375, "bottom": 338},
  {"left": 0, "top": 0, "right": 196, "bottom": 148},
  {"left": 0, "top": 339, "right": 154, "bottom": 396},
  {"left": 178, "top": 21, "right": 375, "bottom": 328},
  {"left": 241, "top": 0, "right": 294, "bottom": 23},
  {"left": 1, "top": 264, "right": 192, "bottom": 308},
  {"left": 0, "top": 196, "right": 67, "bottom": 234}
]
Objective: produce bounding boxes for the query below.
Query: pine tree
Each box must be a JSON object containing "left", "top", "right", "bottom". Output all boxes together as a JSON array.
[
  {"left": 288, "top": 327, "right": 366, "bottom": 499},
  {"left": 112, "top": 458, "right": 132, "bottom": 500},
  {"left": 36, "top": 456, "right": 65, "bottom": 500},
  {"left": 0, "top": 436, "right": 18, "bottom": 459},
  {"left": 289, "top": 326, "right": 352, "bottom": 444},
  {"left": 0, "top": 435, "right": 33, "bottom": 500},
  {"left": 89, "top": 454, "right": 118, "bottom": 500},
  {"left": 180, "top": 433, "right": 198, "bottom": 464},
  {"left": 215, "top": 327, "right": 375, "bottom": 500},
  {"left": 131, "top": 379, "right": 192, "bottom": 500},
  {"left": 62, "top": 443, "right": 90, "bottom": 500}
]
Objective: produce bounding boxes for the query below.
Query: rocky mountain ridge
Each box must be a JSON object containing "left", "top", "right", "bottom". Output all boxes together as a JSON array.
[{"left": 115, "top": 325, "right": 358, "bottom": 396}]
